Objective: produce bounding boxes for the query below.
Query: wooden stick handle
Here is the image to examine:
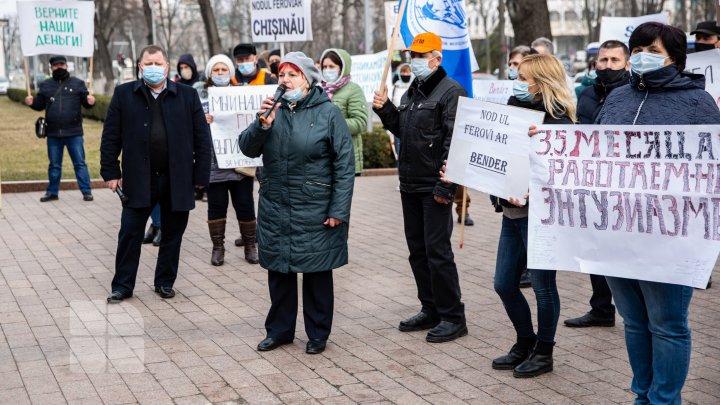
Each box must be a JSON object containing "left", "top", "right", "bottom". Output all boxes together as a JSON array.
[
  {"left": 380, "top": 0, "right": 409, "bottom": 93},
  {"left": 23, "top": 57, "right": 31, "bottom": 96},
  {"left": 88, "top": 56, "right": 94, "bottom": 95},
  {"left": 459, "top": 186, "right": 467, "bottom": 249}
]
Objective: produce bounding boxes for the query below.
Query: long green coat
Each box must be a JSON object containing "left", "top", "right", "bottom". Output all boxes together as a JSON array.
[
  {"left": 239, "top": 86, "right": 355, "bottom": 273},
  {"left": 321, "top": 48, "right": 368, "bottom": 174}
]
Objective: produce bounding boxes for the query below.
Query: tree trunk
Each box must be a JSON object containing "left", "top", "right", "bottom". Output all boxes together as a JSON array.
[
  {"left": 341, "top": 0, "right": 351, "bottom": 50},
  {"left": 506, "top": 0, "right": 552, "bottom": 47},
  {"left": 498, "top": 0, "right": 505, "bottom": 79},
  {"left": 198, "top": 0, "right": 223, "bottom": 55},
  {"left": 93, "top": 12, "right": 115, "bottom": 94},
  {"left": 143, "top": 0, "right": 154, "bottom": 45}
]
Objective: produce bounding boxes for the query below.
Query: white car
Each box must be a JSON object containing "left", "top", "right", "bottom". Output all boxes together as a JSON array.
[{"left": 0, "top": 77, "right": 9, "bottom": 95}]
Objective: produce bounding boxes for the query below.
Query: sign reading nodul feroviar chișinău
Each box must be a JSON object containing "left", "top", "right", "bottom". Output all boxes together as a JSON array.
[
  {"left": 250, "top": 0, "right": 313, "bottom": 43},
  {"left": 18, "top": 1, "right": 95, "bottom": 57},
  {"left": 528, "top": 125, "right": 720, "bottom": 289}
]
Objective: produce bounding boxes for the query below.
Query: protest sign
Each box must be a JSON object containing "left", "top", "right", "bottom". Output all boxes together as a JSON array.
[
  {"left": 686, "top": 49, "right": 720, "bottom": 107},
  {"left": 351, "top": 50, "right": 392, "bottom": 103},
  {"left": 250, "top": 0, "right": 313, "bottom": 42},
  {"left": 444, "top": 98, "right": 545, "bottom": 200},
  {"left": 17, "top": 0, "right": 94, "bottom": 57},
  {"left": 598, "top": 12, "right": 669, "bottom": 45},
  {"left": 471, "top": 80, "right": 513, "bottom": 104},
  {"left": 208, "top": 86, "right": 277, "bottom": 169},
  {"left": 528, "top": 125, "right": 720, "bottom": 288},
  {"left": 384, "top": 1, "right": 406, "bottom": 50}
]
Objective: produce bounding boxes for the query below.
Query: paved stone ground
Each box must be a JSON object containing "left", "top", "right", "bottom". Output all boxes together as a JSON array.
[{"left": 0, "top": 175, "right": 719, "bottom": 405}]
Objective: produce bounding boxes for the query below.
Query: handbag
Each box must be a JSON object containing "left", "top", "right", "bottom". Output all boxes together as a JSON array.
[
  {"left": 234, "top": 167, "right": 257, "bottom": 177},
  {"left": 35, "top": 117, "right": 47, "bottom": 138}
]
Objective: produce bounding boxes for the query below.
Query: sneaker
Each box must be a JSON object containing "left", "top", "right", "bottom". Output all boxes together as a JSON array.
[
  {"left": 82, "top": 192, "right": 94, "bottom": 201},
  {"left": 40, "top": 193, "right": 58, "bottom": 202}
]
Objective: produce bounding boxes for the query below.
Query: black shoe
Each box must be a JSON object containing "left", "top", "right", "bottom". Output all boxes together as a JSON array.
[
  {"left": 257, "top": 337, "right": 293, "bottom": 351},
  {"left": 426, "top": 321, "right": 468, "bottom": 343},
  {"left": 234, "top": 237, "right": 244, "bottom": 247},
  {"left": 464, "top": 214, "right": 474, "bottom": 226},
  {"left": 398, "top": 312, "right": 440, "bottom": 332},
  {"left": 707, "top": 275, "right": 712, "bottom": 289},
  {"left": 513, "top": 352, "right": 553, "bottom": 378},
  {"left": 40, "top": 193, "right": 58, "bottom": 202},
  {"left": 306, "top": 339, "right": 326, "bottom": 354},
  {"left": 492, "top": 344, "right": 532, "bottom": 370},
  {"left": 82, "top": 192, "right": 94, "bottom": 201},
  {"left": 154, "top": 286, "right": 175, "bottom": 299},
  {"left": 564, "top": 312, "right": 615, "bottom": 328},
  {"left": 152, "top": 229, "right": 161, "bottom": 247},
  {"left": 142, "top": 225, "right": 158, "bottom": 244},
  {"left": 107, "top": 291, "right": 132, "bottom": 303},
  {"left": 519, "top": 269, "right": 532, "bottom": 288}
]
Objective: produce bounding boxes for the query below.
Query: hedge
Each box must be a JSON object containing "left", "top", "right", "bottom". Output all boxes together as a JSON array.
[{"left": 6, "top": 87, "right": 111, "bottom": 121}]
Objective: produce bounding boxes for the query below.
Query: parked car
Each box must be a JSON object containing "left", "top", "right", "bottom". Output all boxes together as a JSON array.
[{"left": 0, "top": 76, "right": 8, "bottom": 94}]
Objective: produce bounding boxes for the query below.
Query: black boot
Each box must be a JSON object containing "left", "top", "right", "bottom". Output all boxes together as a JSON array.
[
  {"left": 208, "top": 218, "right": 226, "bottom": 266},
  {"left": 519, "top": 268, "right": 532, "bottom": 288},
  {"left": 513, "top": 341, "right": 554, "bottom": 378},
  {"left": 492, "top": 335, "right": 535, "bottom": 370},
  {"left": 142, "top": 225, "right": 159, "bottom": 244}
]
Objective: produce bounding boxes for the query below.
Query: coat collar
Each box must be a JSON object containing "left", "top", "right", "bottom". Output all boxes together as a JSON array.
[
  {"left": 133, "top": 78, "right": 177, "bottom": 95},
  {"left": 411, "top": 66, "right": 447, "bottom": 98}
]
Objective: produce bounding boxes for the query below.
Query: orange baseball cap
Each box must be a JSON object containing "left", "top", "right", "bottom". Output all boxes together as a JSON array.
[{"left": 404, "top": 32, "right": 442, "bottom": 53}]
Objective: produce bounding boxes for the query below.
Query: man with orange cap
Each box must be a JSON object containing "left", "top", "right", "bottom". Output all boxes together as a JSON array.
[{"left": 372, "top": 32, "right": 467, "bottom": 343}]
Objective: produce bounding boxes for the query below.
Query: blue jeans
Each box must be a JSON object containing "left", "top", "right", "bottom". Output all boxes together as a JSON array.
[
  {"left": 605, "top": 277, "right": 693, "bottom": 405},
  {"left": 493, "top": 215, "right": 560, "bottom": 342},
  {"left": 149, "top": 203, "right": 161, "bottom": 227},
  {"left": 46, "top": 136, "right": 91, "bottom": 195}
]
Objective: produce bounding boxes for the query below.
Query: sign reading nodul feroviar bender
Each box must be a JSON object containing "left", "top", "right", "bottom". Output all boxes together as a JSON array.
[
  {"left": 18, "top": 0, "right": 95, "bottom": 57},
  {"left": 250, "top": 0, "right": 313, "bottom": 43},
  {"left": 528, "top": 125, "right": 720, "bottom": 289}
]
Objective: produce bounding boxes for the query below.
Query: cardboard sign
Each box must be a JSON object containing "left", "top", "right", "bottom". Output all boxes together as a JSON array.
[
  {"left": 472, "top": 80, "right": 513, "bottom": 105},
  {"left": 686, "top": 49, "right": 720, "bottom": 108},
  {"left": 250, "top": 0, "right": 313, "bottom": 42},
  {"left": 599, "top": 12, "right": 669, "bottom": 45},
  {"left": 18, "top": 1, "right": 95, "bottom": 57},
  {"left": 351, "top": 50, "right": 392, "bottom": 103}
]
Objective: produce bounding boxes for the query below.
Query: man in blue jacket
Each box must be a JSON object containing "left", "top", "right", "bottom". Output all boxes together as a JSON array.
[
  {"left": 25, "top": 55, "right": 96, "bottom": 202},
  {"left": 101, "top": 45, "right": 212, "bottom": 303}
]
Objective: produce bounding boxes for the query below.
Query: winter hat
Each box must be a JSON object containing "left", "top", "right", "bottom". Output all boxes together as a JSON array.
[
  {"left": 279, "top": 51, "right": 321, "bottom": 86},
  {"left": 205, "top": 54, "right": 235, "bottom": 79}
]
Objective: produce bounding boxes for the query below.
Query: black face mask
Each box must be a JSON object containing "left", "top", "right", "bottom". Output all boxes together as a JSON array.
[
  {"left": 52, "top": 68, "right": 68, "bottom": 80},
  {"left": 596, "top": 68, "right": 626, "bottom": 85},
  {"left": 270, "top": 62, "right": 279, "bottom": 76},
  {"left": 400, "top": 74, "right": 411, "bottom": 83},
  {"left": 695, "top": 43, "right": 717, "bottom": 53}
]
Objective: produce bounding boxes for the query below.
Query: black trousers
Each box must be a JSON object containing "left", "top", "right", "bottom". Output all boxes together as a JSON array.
[
  {"left": 265, "top": 270, "right": 334, "bottom": 341},
  {"left": 207, "top": 177, "right": 255, "bottom": 221},
  {"left": 111, "top": 174, "right": 189, "bottom": 294},
  {"left": 400, "top": 191, "right": 465, "bottom": 323},
  {"left": 589, "top": 274, "right": 615, "bottom": 318}
]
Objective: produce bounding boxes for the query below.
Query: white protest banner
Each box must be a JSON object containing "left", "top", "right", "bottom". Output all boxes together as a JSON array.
[
  {"left": 17, "top": 0, "right": 95, "bottom": 57},
  {"left": 384, "top": 1, "right": 406, "bottom": 50},
  {"left": 686, "top": 49, "right": 720, "bottom": 107},
  {"left": 599, "top": 12, "right": 669, "bottom": 45},
  {"left": 444, "top": 98, "right": 545, "bottom": 200},
  {"left": 208, "top": 86, "right": 277, "bottom": 168},
  {"left": 351, "top": 50, "right": 392, "bottom": 103},
  {"left": 250, "top": 0, "right": 312, "bottom": 43},
  {"left": 527, "top": 125, "right": 720, "bottom": 288},
  {"left": 472, "top": 80, "right": 513, "bottom": 104}
]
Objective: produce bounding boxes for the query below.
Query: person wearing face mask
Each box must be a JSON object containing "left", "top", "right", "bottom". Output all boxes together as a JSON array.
[
  {"left": 563, "top": 40, "right": 631, "bottom": 330},
  {"left": 25, "top": 55, "right": 96, "bottom": 202},
  {"left": 387, "top": 63, "right": 412, "bottom": 175},
  {"left": 320, "top": 48, "right": 368, "bottom": 175},
  {"left": 372, "top": 32, "right": 468, "bottom": 344},
  {"left": 239, "top": 52, "right": 354, "bottom": 355},
  {"left": 595, "top": 22, "right": 720, "bottom": 404},
  {"left": 506, "top": 46, "right": 531, "bottom": 80},
  {"left": 175, "top": 53, "right": 201, "bottom": 86},
  {"left": 196, "top": 54, "right": 260, "bottom": 267},
  {"left": 492, "top": 54, "right": 575, "bottom": 378},
  {"left": 232, "top": 43, "right": 278, "bottom": 86},
  {"left": 690, "top": 20, "right": 720, "bottom": 53},
  {"left": 268, "top": 49, "right": 281, "bottom": 76},
  {"left": 101, "top": 45, "right": 212, "bottom": 304}
]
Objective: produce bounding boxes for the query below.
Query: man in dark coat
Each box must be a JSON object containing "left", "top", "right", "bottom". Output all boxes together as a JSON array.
[
  {"left": 25, "top": 55, "right": 96, "bottom": 202},
  {"left": 372, "top": 32, "right": 467, "bottom": 343},
  {"left": 101, "top": 45, "right": 212, "bottom": 303},
  {"left": 565, "top": 40, "right": 630, "bottom": 328}
]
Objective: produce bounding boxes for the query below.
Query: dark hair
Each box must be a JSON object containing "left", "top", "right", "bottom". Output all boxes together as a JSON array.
[
  {"left": 628, "top": 22, "right": 687, "bottom": 71},
  {"left": 321, "top": 50, "right": 342, "bottom": 68},
  {"left": 509, "top": 45, "right": 531, "bottom": 61},
  {"left": 139, "top": 45, "right": 168, "bottom": 63},
  {"left": 599, "top": 40, "right": 630, "bottom": 59}
]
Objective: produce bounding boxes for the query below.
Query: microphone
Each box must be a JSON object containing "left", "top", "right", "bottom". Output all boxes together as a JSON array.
[
  {"left": 259, "top": 84, "right": 287, "bottom": 123},
  {"left": 115, "top": 185, "right": 129, "bottom": 204}
]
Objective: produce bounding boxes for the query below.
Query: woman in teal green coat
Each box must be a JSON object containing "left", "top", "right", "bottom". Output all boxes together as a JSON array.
[
  {"left": 320, "top": 48, "right": 368, "bottom": 175},
  {"left": 239, "top": 52, "right": 355, "bottom": 355}
]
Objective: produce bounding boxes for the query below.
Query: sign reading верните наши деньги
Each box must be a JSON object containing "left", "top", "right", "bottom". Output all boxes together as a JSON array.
[{"left": 18, "top": 1, "right": 94, "bottom": 57}]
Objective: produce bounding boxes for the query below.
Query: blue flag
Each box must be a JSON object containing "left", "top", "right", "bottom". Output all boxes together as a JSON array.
[{"left": 398, "top": 0, "right": 475, "bottom": 97}]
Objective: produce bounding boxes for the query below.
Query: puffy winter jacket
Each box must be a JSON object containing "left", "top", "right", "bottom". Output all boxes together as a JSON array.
[{"left": 30, "top": 75, "right": 92, "bottom": 138}]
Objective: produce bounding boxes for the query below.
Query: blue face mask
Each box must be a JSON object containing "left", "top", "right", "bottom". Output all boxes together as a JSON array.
[
  {"left": 238, "top": 62, "right": 255, "bottom": 75},
  {"left": 411, "top": 57, "right": 434, "bottom": 81},
  {"left": 211, "top": 74, "right": 231, "bottom": 87},
  {"left": 513, "top": 80, "right": 536, "bottom": 103},
  {"left": 322, "top": 69, "right": 339, "bottom": 82},
  {"left": 629, "top": 52, "right": 667, "bottom": 75},
  {"left": 507, "top": 67, "right": 518, "bottom": 80},
  {"left": 588, "top": 70, "right": 597, "bottom": 79},
  {"left": 282, "top": 87, "right": 305, "bottom": 103},
  {"left": 142, "top": 65, "right": 166, "bottom": 85}
]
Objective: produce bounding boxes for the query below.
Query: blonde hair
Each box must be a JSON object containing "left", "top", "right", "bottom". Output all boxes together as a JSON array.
[{"left": 519, "top": 54, "right": 576, "bottom": 122}]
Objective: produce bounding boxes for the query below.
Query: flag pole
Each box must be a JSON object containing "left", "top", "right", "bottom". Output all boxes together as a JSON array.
[
  {"left": 23, "top": 57, "right": 31, "bottom": 97},
  {"left": 380, "top": 0, "right": 409, "bottom": 93},
  {"left": 88, "top": 56, "right": 94, "bottom": 95},
  {"left": 459, "top": 187, "right": 467, "bottom": 248}
]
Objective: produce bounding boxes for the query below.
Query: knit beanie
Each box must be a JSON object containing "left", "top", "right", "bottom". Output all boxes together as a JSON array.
[
  {"left": 280, "top": 52, "right": 321, "bottom": 87},
  {"left": 205, "top": 54, "right": 235, "bottom": 79}
]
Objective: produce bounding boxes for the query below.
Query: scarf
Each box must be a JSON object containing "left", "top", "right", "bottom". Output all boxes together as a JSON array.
[{"left": 321, "top": 75, "right": 351, "bottom": 99}]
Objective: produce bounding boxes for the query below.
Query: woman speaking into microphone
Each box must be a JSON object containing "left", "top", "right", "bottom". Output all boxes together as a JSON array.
[{"left": 239, "top": 51, "right": 355, "bottom": 355}]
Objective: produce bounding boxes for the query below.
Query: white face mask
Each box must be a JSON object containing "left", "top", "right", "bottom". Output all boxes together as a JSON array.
[
  {"left": 411, "top": 57, "right": 434, "bottom": 80},
  {"left": 322, "top": 69, "right": 340, "bottom": 82},
  {"left": 629, "top": 52, "right": 667, "bottom": 75}
]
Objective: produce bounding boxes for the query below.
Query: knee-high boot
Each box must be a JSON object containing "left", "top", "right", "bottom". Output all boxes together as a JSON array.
[
  {"left": 208, "top": 218, "right": 226, "bottom": 266},
  {"left": 240, "top": 220, "right": 259, "bottom": 264}
]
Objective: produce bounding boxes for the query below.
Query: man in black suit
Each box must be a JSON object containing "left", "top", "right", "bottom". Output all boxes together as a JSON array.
[{"left": 101, "top": 45, "right": 211, "bottom": 303}]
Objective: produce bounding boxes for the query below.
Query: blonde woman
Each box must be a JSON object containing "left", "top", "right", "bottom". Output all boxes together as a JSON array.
[{"left": 490, "top": 54, "right": 575, "bottom": 378}]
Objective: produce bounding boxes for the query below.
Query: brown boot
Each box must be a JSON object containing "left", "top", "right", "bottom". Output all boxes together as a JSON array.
[
  {"left": 240, "top": 220, "right": 259, "bottom": 264},
  {"left": 234, "top": 237, "right": 244, "bottom": 247},
  {"left": 208, "top": 218, "right": 226, "bottom": 266}
]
